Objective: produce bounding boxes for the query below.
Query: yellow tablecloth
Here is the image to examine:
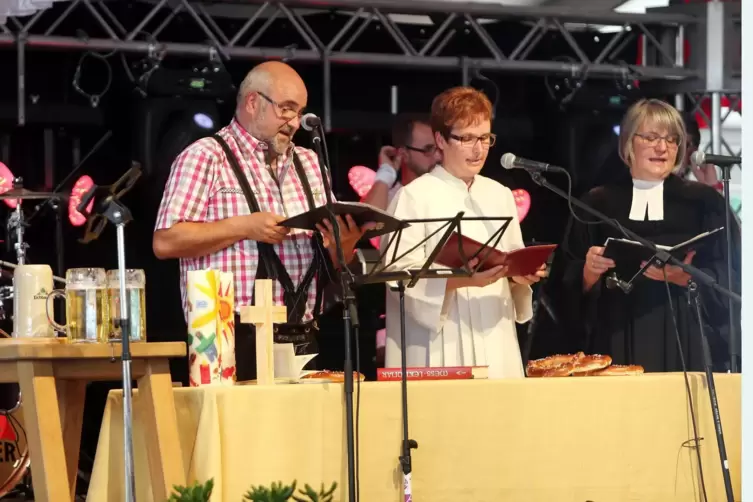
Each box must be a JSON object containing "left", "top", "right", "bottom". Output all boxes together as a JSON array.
[{"left": 87, "top": 373, "right": 740, "bottom": 502}]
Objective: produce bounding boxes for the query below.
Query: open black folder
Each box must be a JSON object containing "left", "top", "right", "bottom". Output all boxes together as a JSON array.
[
  {"left": 279, "top": 201, "right": 408, "bottom": 239},
  {"left": 603, "top": 227, "right": 724, "bottom": 281}
]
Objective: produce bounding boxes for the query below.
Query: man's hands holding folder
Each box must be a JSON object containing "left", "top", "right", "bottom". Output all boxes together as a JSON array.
[
  {"left": 240, "top": 212, "right": 291, "bottom": 244},
  {"left": 641, "top": 250, "right": 695, "bottom": 286},
  {"left": 316, "top": 214, "right": 376, "bottom": 269}
]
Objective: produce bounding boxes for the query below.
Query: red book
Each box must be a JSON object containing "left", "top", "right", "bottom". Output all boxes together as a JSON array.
[
  {"left": 376, "top": 366, "right": 489, "bottom": 381},
  {"left": 436, "top": 233, "right": 556, "bottom": 276}
]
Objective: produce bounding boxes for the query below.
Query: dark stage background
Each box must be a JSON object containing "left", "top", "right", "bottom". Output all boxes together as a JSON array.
[{"left": 0, "top": 3, "right": 668, "bottom": 493}]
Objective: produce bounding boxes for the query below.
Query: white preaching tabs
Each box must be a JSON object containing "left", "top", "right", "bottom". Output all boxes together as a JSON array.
[
  {"left": 629, "top": 179, "right": 664, "bottom": 221},
  {"left": 273, "top": 343, "right": 318, "bottom": 381}
]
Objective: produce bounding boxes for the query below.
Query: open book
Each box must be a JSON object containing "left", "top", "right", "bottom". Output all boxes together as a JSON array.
[
  {"left": 435, "top": 232, "right": 556, "bottom": 277},
  {"left": 603, "top": 227, "right": 723, "bottom": 280},
  {"left": 273, "top": 344, "right": 319, "bottom": 383},
  {"left": 279, "top": 201, "right": 407, "bottom": 239}
]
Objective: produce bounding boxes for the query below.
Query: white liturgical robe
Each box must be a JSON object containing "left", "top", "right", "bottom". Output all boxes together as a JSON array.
[{"left": 382, "top": 166, "right": 533, "bottom": 379}]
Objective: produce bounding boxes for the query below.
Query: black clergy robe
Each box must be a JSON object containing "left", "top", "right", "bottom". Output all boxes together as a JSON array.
[{"left": 551, "top": 173, "right": 740, "bottom": 373}]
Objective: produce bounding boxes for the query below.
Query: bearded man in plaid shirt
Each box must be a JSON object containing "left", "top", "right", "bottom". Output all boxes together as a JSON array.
[{"left": 153, "top": 61, "right": 367, "bottom": 381}]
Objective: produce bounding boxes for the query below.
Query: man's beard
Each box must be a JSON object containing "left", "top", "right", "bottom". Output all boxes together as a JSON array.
[
  {"left": 406, "top": 161, "right": 435, "bottom": 177},
  {"left": 267, "top": 126, "right": 295, "bottom": 155}
]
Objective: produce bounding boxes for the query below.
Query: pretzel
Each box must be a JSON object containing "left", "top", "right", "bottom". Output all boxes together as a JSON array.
[
  {"left": 589, "top": 364, "right": 644, "bottom": 376},
  {"left": 525, "top": 353, "right": 580, "bottom": 377},
  {"left": 301, "top": 370, "right": 366, "bottom": 382},
  {"left": 526, "top": 362, "right": 575, "bottom": 377},
  {"left": 570, "top": 354, "right": 612, "bottom": 375}
]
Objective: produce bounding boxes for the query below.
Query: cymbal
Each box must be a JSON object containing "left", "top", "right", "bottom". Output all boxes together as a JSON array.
[{"left": 0, "top": 188, "right": 62, "bottom": 200}]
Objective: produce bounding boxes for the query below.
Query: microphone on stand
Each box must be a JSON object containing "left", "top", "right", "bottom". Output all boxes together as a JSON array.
[
  {"left": 500, "top": 153, "right": 568, "bottom": 173},
  {"left": 690, "top": 148, "right": 740, "bottom": 373},
  {"left": 300, "top": 113, "right": 322, "bottom": 132},
  {"left": 690, "top": 151, "right": 741, "bottom": 167}
]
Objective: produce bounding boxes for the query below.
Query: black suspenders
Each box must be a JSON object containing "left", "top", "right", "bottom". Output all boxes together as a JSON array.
[{"left": 213, "top": 134, "right": 328, "bottom": 324}]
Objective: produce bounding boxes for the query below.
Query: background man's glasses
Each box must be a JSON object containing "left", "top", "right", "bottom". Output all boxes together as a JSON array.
[{"left": 406, "top": 144, "right": 437, "bottom": 155}]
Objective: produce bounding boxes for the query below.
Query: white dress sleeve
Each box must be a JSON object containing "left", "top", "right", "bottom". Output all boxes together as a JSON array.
[{"left": 381, "top": 188, "right": 449, "bottom": 332}]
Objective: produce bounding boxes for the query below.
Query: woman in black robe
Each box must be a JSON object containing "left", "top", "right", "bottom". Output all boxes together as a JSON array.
[{"left": 554, "top": 99, "right": 740, "bottom": 373}]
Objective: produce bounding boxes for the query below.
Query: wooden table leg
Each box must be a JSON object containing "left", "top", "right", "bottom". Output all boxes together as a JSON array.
[
  {"left": 57, "top": 380, "right": 87, "bottom": 502},
  {"left": 137, "top": 359, "right": 185, "bottom": 501},
  {"left": 17, "top": 361, "right": 71, "bottom": 502}
]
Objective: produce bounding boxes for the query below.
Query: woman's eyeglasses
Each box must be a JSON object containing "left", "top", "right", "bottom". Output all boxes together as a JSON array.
[
  {"left": 448, "top": 133, "right": 497, "bottom": 148},
  {"left": 635, "top": 132, "right": 680, "bottom": 148}
]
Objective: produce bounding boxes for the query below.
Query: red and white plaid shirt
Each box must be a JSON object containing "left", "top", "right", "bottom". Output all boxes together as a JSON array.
[{"left": 155, "top": 118, "right": 331, "bottom": 322}]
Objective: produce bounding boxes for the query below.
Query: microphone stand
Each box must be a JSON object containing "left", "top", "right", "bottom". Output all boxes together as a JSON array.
[
  {"left": 308, "top": 124, "right": 359, "bottom": 502},
  {"left": 717, "top": 163, "right": 738, "bottom": 372},
  {"left": 76, "top": 168, "right": 142, "bottom": 502},
  {"left": 527, "top": 169, "right": 737, "bottom": 502}
]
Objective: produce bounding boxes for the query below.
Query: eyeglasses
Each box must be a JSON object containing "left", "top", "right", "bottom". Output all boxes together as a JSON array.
[
  {"left": 405, "top": 144, "right": 437, "bottom": 155},
  {"left": 448, "top": 133, "right": 496, "bottom": 148},
  {"left": 257, "top": 91, "right": 304, "bottom": 121},
  {"left": 635, "top": 132, "right": 680, "bottom": 148}
]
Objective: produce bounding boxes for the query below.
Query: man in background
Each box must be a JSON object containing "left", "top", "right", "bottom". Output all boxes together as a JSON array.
[
  {"left": 361, "top": 114, "right": 440, "bottom": 367},
  {"left": 678, "top": 111, "right": 721, "bottom": 189},
  {"left": 363, "top": 113, "right": 441, "bottom": 209}
]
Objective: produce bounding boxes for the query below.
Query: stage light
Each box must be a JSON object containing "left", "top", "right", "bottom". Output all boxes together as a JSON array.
[
  {"left": 0, "top": 162, "right": 18, "bottom": 209},
  {"left": 68, "top": 175, "right": 94, "bottom": 227},
  {"left": 613, "top": 125, "right": 621, "bottom": 135},
  {"left": 193, "top": 113, "right": 215, "bottom": 130},
  {"left": 134, "top": 98, "right": 222, "bottom": 178}
]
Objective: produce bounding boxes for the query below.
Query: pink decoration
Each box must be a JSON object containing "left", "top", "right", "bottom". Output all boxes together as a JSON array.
[
  {"left": 0, "top": 162, "right": 17, "bottom": 209},
  {"left": 68, "top": 175, "right": 95, "bottom": 227},
  {"left": 512, "top": 188, "right": 531, "bottom": 222},
  {"left": 348, "top": 165, "right": 376, "bottom": 198}
]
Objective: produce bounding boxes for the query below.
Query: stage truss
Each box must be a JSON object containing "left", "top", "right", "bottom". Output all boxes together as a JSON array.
[
  {"left": 0, "top": 0, "right": 740, "bottom": 173},
  {"left": 0, "top": 0, "right": 699, "bottom": 81}
]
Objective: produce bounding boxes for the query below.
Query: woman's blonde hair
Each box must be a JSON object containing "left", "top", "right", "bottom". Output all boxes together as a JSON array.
[{"left": 618, "top": 99, "right": 687, "bottom": 168}]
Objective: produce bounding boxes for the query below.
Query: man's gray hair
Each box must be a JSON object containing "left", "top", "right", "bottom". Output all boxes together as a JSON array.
[{"left": 236, "top": 68, "right": 272, "bottom": 111}]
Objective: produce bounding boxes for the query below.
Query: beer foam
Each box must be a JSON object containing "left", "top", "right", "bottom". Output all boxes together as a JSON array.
[{"left": 66, "top": 283, "right": 106, "bottom": 291}]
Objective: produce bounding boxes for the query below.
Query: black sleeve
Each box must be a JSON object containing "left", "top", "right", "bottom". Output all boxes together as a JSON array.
[
  {"left": 546, "top": 188, "right": 606, "bottom": 351},
  {"left": 692, "top": 189, "right": 742, "bottom": 367}
]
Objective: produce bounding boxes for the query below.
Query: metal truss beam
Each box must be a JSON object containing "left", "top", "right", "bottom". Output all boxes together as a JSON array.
[
  {"left": 0, "top": 0, "right": 697, "bottom": 79},
  {"left": 0, "top": 0, "right": 701, "bottom": 127}
]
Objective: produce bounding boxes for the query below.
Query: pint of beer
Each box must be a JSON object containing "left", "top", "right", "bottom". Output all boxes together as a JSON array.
[
  {"left": 106, "top": 269, "right": 146, "bottom": 343},
  {"left": 46, "top": 268, "right": 109, "bottom": 343}
]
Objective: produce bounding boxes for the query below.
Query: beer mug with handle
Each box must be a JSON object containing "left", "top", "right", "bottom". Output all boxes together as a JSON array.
[
  {"left": 46, "top": 268, "right": 109, "bottom": 343},
  {"left": 13, "top": 264, "right": 55, "bottom": 339},
  {"left": 106, "top": 269, "right": 146, "bottom": 343}
]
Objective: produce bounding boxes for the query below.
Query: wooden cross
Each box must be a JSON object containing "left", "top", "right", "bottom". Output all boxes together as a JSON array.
[{"left": 239, "top": 279, "right": 287, "bottom": 385}]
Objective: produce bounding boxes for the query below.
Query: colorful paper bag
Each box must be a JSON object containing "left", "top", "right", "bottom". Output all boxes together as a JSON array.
[{"left": 187, "top": 270, "right": 237, "bottom": 387}]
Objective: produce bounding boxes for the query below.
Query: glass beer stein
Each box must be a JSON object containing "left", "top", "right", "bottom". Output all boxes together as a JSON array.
[
  {"left": 46, "top": 268, "right": 109, "bottom": 343},
  {"left": 107, "top": 269, "right": 146, "bottom": 343}
]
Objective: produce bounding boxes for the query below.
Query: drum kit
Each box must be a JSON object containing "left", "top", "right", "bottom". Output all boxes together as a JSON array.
[{"left": 0, "top": 178, "right": 68, "bottom": 499}]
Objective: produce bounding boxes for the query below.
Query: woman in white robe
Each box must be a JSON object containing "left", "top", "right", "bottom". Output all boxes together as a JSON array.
[{"left": 381, "top": 87, "right": 545, "bottom": 379}]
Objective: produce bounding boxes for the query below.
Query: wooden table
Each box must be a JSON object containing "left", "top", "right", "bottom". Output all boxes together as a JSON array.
[{"left": 0, "top": 339, "right": 186, "bottom": 502}]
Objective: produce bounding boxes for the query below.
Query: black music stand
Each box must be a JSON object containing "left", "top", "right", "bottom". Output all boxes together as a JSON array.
[{"left": 353, "top": 211, "right": 513, "bottom": 500}]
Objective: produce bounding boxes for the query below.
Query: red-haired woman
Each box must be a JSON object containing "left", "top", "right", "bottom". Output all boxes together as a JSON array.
[{"left": 381, "top": 87, "right": 545, "bottom": 379}]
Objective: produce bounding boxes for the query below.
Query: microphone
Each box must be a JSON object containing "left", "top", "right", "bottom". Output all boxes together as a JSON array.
[
  {"left": 501, "top": 153, "right": 566, "bottom": 173},
  {"left": 301, "top": 113, "right": 322, "bottom": 132},
  {"left": 690, "top": 150, "right": 741, "bottom": 167}
]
